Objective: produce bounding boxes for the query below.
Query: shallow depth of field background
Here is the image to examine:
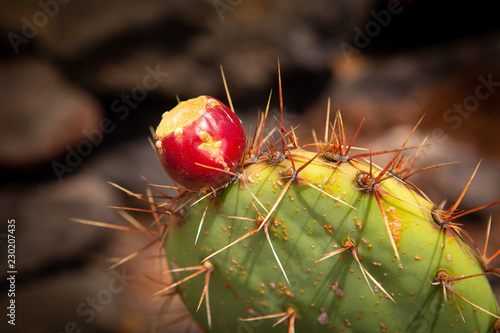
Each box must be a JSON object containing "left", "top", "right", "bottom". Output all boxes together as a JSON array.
[{"left": 1, "top": 1, "right": 500, "bottom": 332}]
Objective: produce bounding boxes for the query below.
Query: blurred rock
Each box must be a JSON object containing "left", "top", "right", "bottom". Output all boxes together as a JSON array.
[
  {"left": 313, "top": 30, "right": 500, "bottom": 133},
  {"left": 0, "top": 171, "right": 119, "bottom": 278},
  {"left": 0, "top": 0, "right": 173, "bottom": 59},
  {"left": 2, "top": 0, "right": 371, "bottom": 108},
  {"left": 85, "top": 137, "right": 175, "bottom": 197},
  {"left": 0, "top": 264, "right": 134, "bottom": 333},
  {"left": 0, "top": 58, "right": 103, "bottom": 169}
]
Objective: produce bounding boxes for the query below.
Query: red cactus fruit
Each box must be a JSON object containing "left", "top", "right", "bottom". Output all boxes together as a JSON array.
[{"left": 155, "top": 96, "right": 246, "bottom": 190}]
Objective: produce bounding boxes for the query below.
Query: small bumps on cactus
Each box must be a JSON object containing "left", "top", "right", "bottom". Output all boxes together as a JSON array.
[{"left": 76, "top": 71, "right": 500, "bottom": 332}]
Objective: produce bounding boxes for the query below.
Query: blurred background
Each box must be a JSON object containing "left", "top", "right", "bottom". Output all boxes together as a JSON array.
[{"left": 1, "top": 0, "right": 500, "bottom": 332}]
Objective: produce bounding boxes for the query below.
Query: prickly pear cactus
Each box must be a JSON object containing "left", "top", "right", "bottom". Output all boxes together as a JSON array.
[
  {"left": 149, "top": 90, "right": 500, "bottom": 333},
  {"left": 76, "top": 75, "right": 500, "bottom": 332}
]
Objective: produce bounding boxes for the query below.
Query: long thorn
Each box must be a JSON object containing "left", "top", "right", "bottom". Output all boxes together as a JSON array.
[
  {"left": 449, "top": 200, "right": 500, "bottom": 221},
  {"left": 264, "top": 223, "right": 290, "bottom": 285},
  {"left": 373, "top": 190, "right": 401, "bottom": 262},
  {"left": 299, "top": 177, "right": 356, "bottom": 210},
  {"left": 154, "top": 262, "right": 214, "bottom": 328},
  {"left": 196, "top": 262, "right": 213, "bottom": 329},
  {"left": 240, "top": 307, "right": 297, "bottom": 333},
  {"left": 344, "top": 117, "right": 365, "bottom": 157},
  {"left": 315, "top": 246, "right": 350, "bottom": 263},
  {"left": 484, "top": 215, "right": 493, "bottom": 260},
  {"left": 256, "top": 91, "right": 273, "bottom": 155},
  {"left": 324, "top": 98, "right": 331, "bottom": 144},
  {"left": 351, "top": 247, "right": 395, "bottom": 303},
  {"left": 449, "top": 160, "right": 482, "bottom": 215},
  {"left": 155, "top": 266, "right": 205, "bottom": 296},
  {"left": 109, "top": 239, "right": 158, "bottom": 270},
  {"left": 70, "top": 218, "right": 159, "bottom": 235},
  {"left": 195, "top": 201, "right": 211, "bottom": 245},
  {"left": 220, "top": 66, "right": 234, "bottom": 113},
  {"left": 202, "top": 225, "right": 260, "bottom": 263},
  {"left": 258, "top": 178, "right": 293, "bottom": 232}
]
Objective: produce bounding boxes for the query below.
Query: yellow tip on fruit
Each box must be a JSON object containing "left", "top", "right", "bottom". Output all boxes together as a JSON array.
[{"left": 156, "top": 96, "right": 208, "bottom": 139}]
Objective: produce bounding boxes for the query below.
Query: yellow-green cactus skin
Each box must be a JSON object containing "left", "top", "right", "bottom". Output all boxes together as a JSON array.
[{"left": 165, "top": 146, "right": 499, "bottom": 333}]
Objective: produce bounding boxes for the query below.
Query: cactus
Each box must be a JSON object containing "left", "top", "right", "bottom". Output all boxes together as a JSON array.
[{"left": 75, "top": 70, "right": 500, "bottom": 332}]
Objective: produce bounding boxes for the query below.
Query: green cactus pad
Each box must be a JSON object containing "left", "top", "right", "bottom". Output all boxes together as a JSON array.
[{"left": 165, "top": 149, "right": 499, "bottom": 332}]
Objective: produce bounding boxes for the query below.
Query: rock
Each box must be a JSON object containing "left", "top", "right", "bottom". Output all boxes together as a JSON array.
[
  {"left": 4, "top": 0, "right": 371, "bottom": 109},
  {"left": 0, "top": 265, "right": 135, "bottom": 332},
  {"left": 0, "top": 171, "right": 119, "bottom": 277},
  {"left": 0, "top": 58, "right": 102, "bottom": 169},
  {"left": 0, "top": 0, "right": 174, "bottom": 59}
]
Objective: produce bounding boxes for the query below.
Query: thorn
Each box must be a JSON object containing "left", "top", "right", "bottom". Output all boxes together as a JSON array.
[
  {"left": 195, "top": 201, "right": 211, "bottom": 245},
  {"left": 299, "top": 177, "right": 357, "bottom": 210},
  {"left": 155, "top": 262, "right": 214, "bottom": 329},
  {"left": 385, "top": 113, "right": 426, "bottom": 179},
  {"left": 70, "top": 218, "right": 159, "bottom": 235},
  {"left": 202, "top": 200, "right": 290, "bottom": 285},
  {"left": 240, "top": 307, "right": 297, "bottom": 333},
  {"left": 324, "top": 98, "right": 331, "bottom": 144},
  {"left": 344, "top": 117, "right": 365, "bottom": 158},
  {"left": 258, "top": 172, "right": 295, "bottom": 232},
  {"left": 220, "top": 66, "right": 234, "bottom": 113},
  {"left": 108, "top": 239, "right": 159, "bottom": 270},
  {"left": 374, "top": 190, "right": 401, "bottom": 262},
  {"left": 322, "top": 110, "right": 364, "bottom": 163},
  {"left": 264, "top": 220, "right": 290, "bottom": 286},
  {"left": 109, "top": 181, "right": 190, "bottom": 216},
  {"left": 430, "top": 162, "right": 500, "bottom": 260},
  {"left": 449, "top": 160, "right": 482, "bottom": 216},
  {"left": 246, "top": 93, "right": 273, "bottom": 164},
  {"left": 202, "top": 224, "right": 260, "bottom": 263},
  {"left": 431, "top": 270, "right": 500, "bottom": 321},
  {"left": 256, "top": 148, "right": 335, "bottom": 238},
  {"left": 255, "top": 91, "right": 273, "bottom": 157},
  {"left": 483, "top": 215, "right": 493, "bottom": 261},
  {"left": 277, "top": 59, "right": 287, "bottom": 154},
  {"left": 479, "top": 215, "right": 500, "bottom": 274},
  {"left": 353, "top": 157, "right": 401, "bottom": 262},
  {"left": 317, "top": 236, "right": 395, "bottom": 303}
]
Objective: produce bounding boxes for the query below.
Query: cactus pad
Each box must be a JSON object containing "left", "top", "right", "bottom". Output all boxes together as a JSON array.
[
  {"left": 75, "top": 72, "right": 500, "bottom": 332},
  {"left": 164, "top": 147, "right": 499, "bottom": 332}
]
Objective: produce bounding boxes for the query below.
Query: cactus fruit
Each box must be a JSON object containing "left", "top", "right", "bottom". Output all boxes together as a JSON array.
[
  {"left": 155, "top": 95, "right": 246, "bottom": 191},
  {"left": 75, "top": 71, "right": 500, "bottom": 332}
]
